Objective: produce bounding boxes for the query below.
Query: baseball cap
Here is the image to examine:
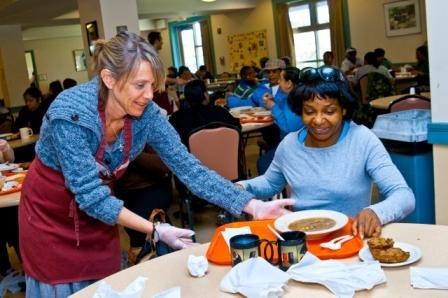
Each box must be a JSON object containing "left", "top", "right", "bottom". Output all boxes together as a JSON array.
[{"left": 264, "top": 58, "right": 286, "bottom": 70}]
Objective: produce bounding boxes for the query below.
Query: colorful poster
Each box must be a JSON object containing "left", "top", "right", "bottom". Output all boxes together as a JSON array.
[{"left": 227, "top": 29, "right": 269, "bottom": 72}]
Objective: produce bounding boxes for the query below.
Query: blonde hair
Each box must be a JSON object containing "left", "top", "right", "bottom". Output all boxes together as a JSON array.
[{"left": 93, "top": 31, "right": 165, "bottom": 109}]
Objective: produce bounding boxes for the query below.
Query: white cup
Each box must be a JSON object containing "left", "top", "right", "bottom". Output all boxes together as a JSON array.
[{"left": 19, "top": 127, "right": 33, "bottom": 140}]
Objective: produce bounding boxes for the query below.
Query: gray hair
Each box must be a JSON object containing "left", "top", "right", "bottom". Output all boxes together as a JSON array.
[{"left": 93, "top": 31, "right": 165, "bottom": 109}]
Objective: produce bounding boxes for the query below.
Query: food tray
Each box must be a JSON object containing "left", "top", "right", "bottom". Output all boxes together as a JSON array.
[{"left": 206, "top": 218, "right": 363, "bottom": 265}]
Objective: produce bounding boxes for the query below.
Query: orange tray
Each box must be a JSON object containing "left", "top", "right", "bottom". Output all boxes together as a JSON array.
[
  {"left": 240, "top": 116, "right": 273, "bottom": 124},
  {"left": 0, "top": 171, "right": 26, "bottom": 195},
  {"left": 206, "top": 218, "right": 363, "bottom": 265}
]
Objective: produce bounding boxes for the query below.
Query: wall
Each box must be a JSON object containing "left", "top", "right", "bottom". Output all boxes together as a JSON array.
[
  {"left": 210, "top": 0, "right": 276, "bottom": 74},
  {"left": 0, "top": 25, "right": 30, "bottom": 107},
  {"left": 24, "top": 36, "right": 89, "bottom": 94},
  {"left": 425, "top": 0, "right": 448, "bottom": 224},
  {"left": 347, "top": 0, "right": 427, "bottom": 64}
]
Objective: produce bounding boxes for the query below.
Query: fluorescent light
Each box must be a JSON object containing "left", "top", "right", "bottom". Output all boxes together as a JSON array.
[{"left": 202, "top": 0, "right": 216, "bottom": 2}]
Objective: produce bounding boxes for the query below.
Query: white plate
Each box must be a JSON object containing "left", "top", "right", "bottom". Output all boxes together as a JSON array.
[
  {"left": 253, "top": 111, "right": 272, "bottom": 117},
  {"left": 229, "top": 106, "right": 254, "bottom": 113},
  {"left": 0, "top": 163, "right": 19, "bottom": 172},
  {"left": 358, "top": 241, "right": 422, "bottom": 267},
  {"left": 274, "top": 210, "right": 348, "bottom": 240}
]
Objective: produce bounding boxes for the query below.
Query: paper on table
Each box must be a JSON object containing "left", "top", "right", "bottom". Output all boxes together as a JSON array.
[
  {"left": 93, "top": 276, "right": 147, "bottom": 298},
  {"left": 187, "top": 255, "right": 208, "bottom": 277},
  {"left": 221, "top": 226, "right": 252, "bottom": 249},
  {"left": 220, "top": 257, "right": 290, "bottom": 298},
  {"left": 152, "top": 287, "right": 181, "bottom": 298},
  {"left": 410, "top": 267, "right": 448, "bottom": 289},
  {"left": 287, "top": 252, "right": 386, "bottom": 298}
]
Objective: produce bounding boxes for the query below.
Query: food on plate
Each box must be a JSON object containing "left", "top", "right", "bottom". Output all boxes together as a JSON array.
[
  {"left": 367, "top": 237, "right": 410, "bottom": 263},
  {"left": 367, "top": 237, "right": 394, "bottom": 250},
  {"left": 288, "top": 217, "right": 336, "bottom": 232},
  {"left": 370, "top": 247, "right": 410, "bottom": 263},
  {"left": 239, "top": 116, "right": 273, "bottom": 123}
]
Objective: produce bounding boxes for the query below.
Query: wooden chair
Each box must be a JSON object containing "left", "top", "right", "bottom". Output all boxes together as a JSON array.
[
  {"left": 389, "top": 94, "right": 431, "bottom": 112},
  {"left": 181, "top": 122, "right": 245, "bottom": 234}
]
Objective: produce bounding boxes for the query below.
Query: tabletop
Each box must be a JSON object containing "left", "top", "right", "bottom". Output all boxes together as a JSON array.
[
  {"left": 69, "top": 223, "right": 448, "bottom": 297},
  {"left": 0, "top": 190, "right": 20, "bottom": 208},
  {"left": 370, "top": 92, "right": 430, "bottom": 110},
  {"left": 9, "top": 134, "right": 39, "bottom": 149}
]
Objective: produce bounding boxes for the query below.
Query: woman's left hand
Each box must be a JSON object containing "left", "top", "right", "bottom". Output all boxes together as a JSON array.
[{"left": 352, "top": 208, "right": 381, "bottom": 239}]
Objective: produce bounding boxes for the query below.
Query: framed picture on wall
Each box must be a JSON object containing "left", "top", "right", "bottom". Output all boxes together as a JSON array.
[
  {"left": 85, "top": 21, "right": 99, "bottom": 55},
  {"left": 73, "top": 49, "right": 87, "bottom": 72},
  {"left": 384, "top": 0, "right": 421, "bottom": 37}
]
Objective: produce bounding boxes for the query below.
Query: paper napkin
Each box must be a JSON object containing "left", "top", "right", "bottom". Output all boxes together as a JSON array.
[
  {"left": 410, "top": 267, "right": 448, "bottom": 289},
  {"left": 220, "top": 257, "right": 290, "bottom": 298}
]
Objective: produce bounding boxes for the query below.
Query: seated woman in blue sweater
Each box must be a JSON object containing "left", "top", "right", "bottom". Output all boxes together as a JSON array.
[{"left": 237, "top": 66, "right": 415, "bottom": 239}]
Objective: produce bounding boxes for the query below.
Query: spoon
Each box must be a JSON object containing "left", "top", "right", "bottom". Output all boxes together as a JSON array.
[
  {"left": 267, "top": 224, "right": 285, "bottom": 241},
  {"left": 320, "top": 235, "right": 354, "bottom": 251}
]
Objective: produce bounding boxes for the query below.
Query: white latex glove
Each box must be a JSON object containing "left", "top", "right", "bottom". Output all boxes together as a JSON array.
[
  {"left": 245, "top": 199, "right": 295, "bottom": 220},
  {"left": 154, "top": 223, "right": 195, "bottom": 250}
]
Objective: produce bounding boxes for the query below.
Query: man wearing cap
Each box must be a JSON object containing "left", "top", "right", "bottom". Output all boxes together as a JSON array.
[{"left": 341, "top": 47, "right": 363, "bottom": 75}]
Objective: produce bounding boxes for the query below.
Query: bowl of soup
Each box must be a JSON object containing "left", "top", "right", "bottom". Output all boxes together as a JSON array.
[{"left": 274, "top": 210, "right": 348, "bottom": 240}]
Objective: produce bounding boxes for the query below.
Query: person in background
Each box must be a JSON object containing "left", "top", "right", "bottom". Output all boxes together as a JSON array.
[
  {"left": 0, "top": 100, "right": 14, "bottom": 134},
  {"left": 230, "top": 66, "right": 258, "bottom": 100},
  {"left": 62, "top": 78, "right": 77, "bottom": 90},
  {"left": 280, "top": 56, "right": 292, "bottom": 68},
  {"left": 256, "top": 56, "right": 270, "bottom": 84},
  {"left": 147, "top": 31, "right": 163, "bottom": 52},
  {"left": 237, "top": 66, "right": 415, "bottom": 239},
  {"left": 410, "top": 45, "right": 430, "bottom": 88},
  {"left": 42, "top": 80, "right": 63, "bottom": 114},
  {"left": 374, "top": 48, "right": 393, "bottom": 70},
  {"left": 18, "top": 32, "right": 293, "bottom": 297},
  {"left": 323, "top": 51, "right": 335, "bottom": 66},
  {"left": 257, "top": 67, "right": 304, "bottom": 174},
  {"left": 169, "top": 79, "right": 241, "bottom": 145},
  {"left": 167, "top": 66, "right": 178, "bottom": 79},
  {"left": 12, "top": 87, "right": 45, "bottom": 134},
  {"left": 355, "top": 52, "right": 393, "bottom": 84},
  {"left": 195, "top": 65, "right": 214, "bottom": 81},
  {"left": 340, "top": 47, "right": 363, "bottom": 75}
]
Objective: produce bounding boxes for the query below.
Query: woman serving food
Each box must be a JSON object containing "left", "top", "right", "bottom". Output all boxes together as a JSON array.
[
  {"left": 236, "top": 66, "right": 415, "bottom": 239},
  {"left": 18, "top": 32, "right": 294, "bottom": 297}
]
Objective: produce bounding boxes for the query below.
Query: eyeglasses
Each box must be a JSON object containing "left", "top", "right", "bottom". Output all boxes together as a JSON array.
[{"left": 299, "top": 66, "right": 345, "bottom": 82}]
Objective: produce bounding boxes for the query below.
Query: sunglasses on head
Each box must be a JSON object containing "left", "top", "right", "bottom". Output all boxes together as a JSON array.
[{"left": 299, "top": 66, "right": 345, "bottom": 82}]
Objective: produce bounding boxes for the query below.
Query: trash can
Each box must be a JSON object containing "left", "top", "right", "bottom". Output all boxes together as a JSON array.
[{"left": 372, "top": 109, "right": 434, "bottom": 224}]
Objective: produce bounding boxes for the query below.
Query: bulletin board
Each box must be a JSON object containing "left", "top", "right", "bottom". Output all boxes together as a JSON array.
[{"left": 228, "top": 29, "right": 269, "bottom": 72}]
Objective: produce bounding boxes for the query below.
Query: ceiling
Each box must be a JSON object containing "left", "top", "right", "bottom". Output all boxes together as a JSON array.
[{"left": 0, "top": 0, "right": 259, "bottom": 30}]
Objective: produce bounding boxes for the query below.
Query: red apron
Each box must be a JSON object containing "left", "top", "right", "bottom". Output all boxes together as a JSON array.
[{"left": 19, "top": 114, "right": 132, "bottom": 284}]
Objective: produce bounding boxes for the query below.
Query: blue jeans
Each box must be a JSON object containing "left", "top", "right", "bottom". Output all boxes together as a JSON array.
[{"left": 25, "top": 276, "right": 95, "bottom": 298}]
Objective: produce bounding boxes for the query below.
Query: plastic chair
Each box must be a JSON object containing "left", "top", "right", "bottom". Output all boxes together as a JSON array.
[
  {"left": 389, "top": 94, "right": 431, "bottom": 112},
  {"left": 181, "top": 122, "right": 245, "bottom": 233}
]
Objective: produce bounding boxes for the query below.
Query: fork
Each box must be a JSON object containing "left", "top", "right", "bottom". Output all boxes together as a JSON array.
[{"left": 319, "top": 235, "right": 354, "bottom": 250}]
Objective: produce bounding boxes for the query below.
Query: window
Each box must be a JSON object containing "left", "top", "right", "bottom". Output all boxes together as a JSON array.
[
  {"left": 178, "top": 22, "right": 204, "bottom": 72},
  {"left": 289, "top": 0, "right": 331, "bottom": 69},
  {"left": 169, "top": 16, "right": 212, "bottom": 74}
]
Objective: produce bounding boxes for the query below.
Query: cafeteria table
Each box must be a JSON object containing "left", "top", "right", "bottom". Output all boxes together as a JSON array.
[
  {"left": 9, "top": 134, "right": 39, "bottom": 149},
  {"left": 370, "top": 92, "right": 430, "bottom": 110},
  {"left": 0, "top": 190, "right": 20, "bottom": 208},
  {"left": 69, "top": 223, "right": 448, "bottom": 297}
]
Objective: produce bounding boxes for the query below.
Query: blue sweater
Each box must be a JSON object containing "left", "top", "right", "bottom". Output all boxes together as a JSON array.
[
  {"left": 228, "top": 83, "right": 303, "bottom": 137},
  {"left": 239, "top": 122, "right": 415, "bottom": 224},
  {"left": 35, "top": 78, "right": 253, "bottom": 225}
]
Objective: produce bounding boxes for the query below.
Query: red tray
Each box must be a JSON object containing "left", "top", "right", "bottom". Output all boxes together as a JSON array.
[
  {"left": 206, "top": 218, "right": 363, "bottom": 265},
  {"left": 240, "top": 116, "right": 273, "bottom": 124},
  {"left": 0, "top": 171, "right": 26, "bottom": 195}
]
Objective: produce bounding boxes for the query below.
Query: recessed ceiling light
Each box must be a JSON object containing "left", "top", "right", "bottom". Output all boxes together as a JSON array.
[{"left": 202, "top": 0, "right": 216, "bottom": 2}]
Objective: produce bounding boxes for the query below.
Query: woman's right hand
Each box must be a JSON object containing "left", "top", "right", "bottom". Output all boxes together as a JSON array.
[{"left": 154, "top": 223, "right": 195, "bottom": 249}]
